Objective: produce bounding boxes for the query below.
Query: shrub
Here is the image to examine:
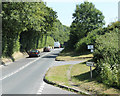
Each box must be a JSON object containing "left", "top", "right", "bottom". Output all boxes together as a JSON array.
[
  {"left": 94, "top": 29, "right": 120, "bottom": 88},
  {"left": 75, "top": 28, "right": 105, "bottom": 53}
]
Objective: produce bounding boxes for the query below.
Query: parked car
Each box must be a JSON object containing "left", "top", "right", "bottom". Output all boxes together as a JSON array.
[
  {"left": 54, "top": 42, "right": 60, "bottom": 48},
  {"left": 28, "top": 49, "right": 40, "bottom": 57},
  {"left": 43, "top": 47, "right": 50, "bottom": 52}
]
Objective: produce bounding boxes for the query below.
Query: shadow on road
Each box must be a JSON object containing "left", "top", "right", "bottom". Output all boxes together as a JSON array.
[
  {"left": 52, "top": 53, "right": 59, "bottom": 55},
  {"left": 26, "top": 56, "right": 39, "bottom": 58},
  {"left": 42, "top": 55, "right": 57, "bottom": 58}
]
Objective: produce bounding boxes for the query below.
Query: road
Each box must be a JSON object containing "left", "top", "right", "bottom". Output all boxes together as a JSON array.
[{"left": 1, "top": 48, "right": 75, "bottom": 94}]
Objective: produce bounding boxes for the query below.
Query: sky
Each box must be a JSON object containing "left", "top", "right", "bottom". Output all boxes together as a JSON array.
[{"left": 43, "top": 0, "right": 119, "bottom": 27}]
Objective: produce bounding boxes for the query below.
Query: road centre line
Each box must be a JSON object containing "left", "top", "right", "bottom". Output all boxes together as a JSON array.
[
  {"left": 0, "top": 52, "right": 51, "bottom": 80},
  {"left": 37, "top": 82, "right": 45, "bottom": 94}
]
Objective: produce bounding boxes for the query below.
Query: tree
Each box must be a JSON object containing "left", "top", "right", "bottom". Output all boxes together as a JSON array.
[
  {"left": 68, "top": 1, "right": 105, "bottom": 49},
  {"left": 50, "top": 20, "right": 70, "bottom": 44},
  {"left": 2, "top": 2, "right": 69, "bottom": 58}
]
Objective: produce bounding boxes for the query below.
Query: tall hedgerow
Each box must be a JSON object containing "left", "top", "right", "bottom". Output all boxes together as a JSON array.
[{"left": 94, "top": 28, "right": 120, "bottom": 88}]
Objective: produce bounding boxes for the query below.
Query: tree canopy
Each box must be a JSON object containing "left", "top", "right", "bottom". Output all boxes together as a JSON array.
[
  {"left": 68, "top": 1, "right": 105, "bottom": 49},
  {"left": 2, "top": 2, "right": 70, "bottom": 57}
]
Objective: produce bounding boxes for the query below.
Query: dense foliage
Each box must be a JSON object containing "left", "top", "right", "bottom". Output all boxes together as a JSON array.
[
  {"left": 64, "top": 1, "right": 120, "bottom": 88},
  {"left": 51, "top": 20, "right": 70, "bottom": 44},
  {"left": 2, "top": 2, "right": 70, "bottom": 57},
  {"left": 75, "top": 28, "right": 104, "bottom": 53},
  {"left": 67, "top": 1, "right": 105, "bottom": 49},
  {"left": 71, "top": 20, "right": 120, "bottom": 88},
  {"left": 93, "top": 22, "right": 120, "bottom": 88}
]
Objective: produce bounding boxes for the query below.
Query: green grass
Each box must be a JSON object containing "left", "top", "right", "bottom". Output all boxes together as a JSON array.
[
  {"left": 56, "top": 51, "right": 93, "bottom": 61},
  {"left": 71, "top": 63, "right": 120, "bottom": 94},
  {"left": 45, "top": 61, "right": 120, "bottom": 95},
  {"left": 45, "top": 50, "right": 120, "bottom": 94},
  {"left": 45, "top": 65, "right": 71, "bottom": 86}
]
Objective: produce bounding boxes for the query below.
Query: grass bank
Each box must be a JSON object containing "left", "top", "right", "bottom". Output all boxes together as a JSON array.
[
  {"left": 56, "top": 51, "right": 93, "bottom": 61},
  {"left": 1, "top": 48, "right": 44, "bottom": 65},
  {"left": 45, "top": 61, "right": 120, "bottom": 95}
]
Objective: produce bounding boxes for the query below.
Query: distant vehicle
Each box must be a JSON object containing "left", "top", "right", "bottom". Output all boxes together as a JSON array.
[
  {"left": 28, "top": 49, "right": 40, "bottom": 57},
  {"left": 43, "top": 47, "right": 51, "bottom": 52},
  {"left": 54, "top": 42, "right": 60, "bottom": 48}
]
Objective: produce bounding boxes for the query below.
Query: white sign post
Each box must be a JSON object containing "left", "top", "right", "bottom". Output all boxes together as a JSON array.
[
  {"left": 86, "top": 62, "right": 94, "bottom": 79},
  {"left": 87, "top": 45, "right": 94, "bottom": 52},
  {"left": 87, "top": 45, "right": 94, "bottom": 79}
]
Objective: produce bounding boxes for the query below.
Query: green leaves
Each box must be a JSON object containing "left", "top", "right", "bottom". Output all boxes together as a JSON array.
[
  {"left": 2, "top": 2, "right": 58, "bottom": 56},
  {"left": 2, "top": 2, "right": 69, "bottom": 56},
  {"left": 68, "top": 1, "right": 105, "bottom": 49},
  {"left": 50, "top": 20, "right": 70, "bottom": 44},
  {"left": 93, "top": 25, "right": 120, "bottom": 88}
]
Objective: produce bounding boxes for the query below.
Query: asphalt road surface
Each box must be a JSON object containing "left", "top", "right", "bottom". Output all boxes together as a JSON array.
[{"left": 1, "top": 48, "right": 75, "bottom": 94}]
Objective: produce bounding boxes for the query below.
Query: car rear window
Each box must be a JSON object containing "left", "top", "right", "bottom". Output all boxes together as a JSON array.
[{"left": 31, "top": 50, "right": 37, "bottom": 52}]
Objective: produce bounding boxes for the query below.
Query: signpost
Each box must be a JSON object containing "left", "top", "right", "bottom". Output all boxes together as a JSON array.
[
  {"left": 87, "top": 45, "right": 94, "bottom": 79},
  {"left": 87, "top": 45, "right": 93, "bottom": 50},
  {"left": 86, "top": 62, "right": 94, "bottom": 79},
  {"left": 87, "top": 45, "right": 94, "bottom": 52}
]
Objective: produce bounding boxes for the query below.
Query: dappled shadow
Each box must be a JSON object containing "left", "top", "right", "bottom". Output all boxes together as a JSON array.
[
  {"left": 42, "top": 55, "right": 57, "bottom": 59},
  {"left": 10, "top": 56, "right": 15, "bottom": 62},
  {"left": 26, "top": 56, "right": 39, "bottom": 58},
  {"left": 72, "top": 69, "right": 98, "bottom": 82},
  {"left": 1, "top": 62, "right": 8, "bottom": 66},
  {"left": 52, "top": 53, "right": 59, "bottom": 56},
  {"left": 60, "top": 51, "right": 92, "bottom": 57}
]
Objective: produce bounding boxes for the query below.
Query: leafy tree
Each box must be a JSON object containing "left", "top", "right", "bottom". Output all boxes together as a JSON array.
[
  {"left": 94, "top": 28, "right": 119, "bottom": 87},
  {"left": 2, "top": 2, "right": 26, "bottom": 56},
  {"left": 2, "top": 2, "right": 69, "bottom": 58},
  {"left": 68, "top": 1, "right": 105, "bottom": 49},
  {"left": 50, "top": 20, "right": 70, "bottom": 44}
]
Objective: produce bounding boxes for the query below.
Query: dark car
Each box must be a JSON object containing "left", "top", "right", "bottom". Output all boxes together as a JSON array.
[
  {"left": 28, "top": 49, "right": 40, "bottom": 57},
  {"left": 43, "top": 47, "right": 50, "bottom": 52}
]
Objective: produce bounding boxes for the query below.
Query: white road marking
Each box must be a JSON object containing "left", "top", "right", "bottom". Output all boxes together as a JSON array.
[
  {"left": 37, "top": 82, "right": 45, "bottom": 94},
  {"left": 36, "top": 56, "right": 56, "bottom": 94},
  {"left": 0, "top": 52, "right": 51, "bottom": 80}
]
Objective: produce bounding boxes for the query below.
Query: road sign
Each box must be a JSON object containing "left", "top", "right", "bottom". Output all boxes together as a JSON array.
[
  {"left": 87, "top": 45, "right": 93, "bottom": 50},
  {"left": 86, "top": 62, "right": 94, "bottom": 79},
  {"left": 86, "top": 62, "right": 94, "bottom": 67}
]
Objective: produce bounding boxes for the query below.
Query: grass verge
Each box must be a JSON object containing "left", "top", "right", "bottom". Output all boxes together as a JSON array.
[
  {"left": 45, "top": 61, "right": 120, "bottom": 95},
  {"left": 45, "top": 65, "right": 71, "bottom": 86},
  {"left": 55, "top": 51, "right": 93, "bottom": 61}
]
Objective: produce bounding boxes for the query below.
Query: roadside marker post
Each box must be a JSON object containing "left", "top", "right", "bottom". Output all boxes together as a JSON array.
[
  {"left": 87, "top": 45, "right": 94, "bottom": 52},
  {"left": 87, "top": 45, "right": 94, "bottom": 79},
  {"left": 86, "top": 62, "right": 94, "bottom": 79}
]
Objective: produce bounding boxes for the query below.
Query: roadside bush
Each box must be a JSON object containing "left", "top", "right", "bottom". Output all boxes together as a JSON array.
[
  {"left": 75, "top": 28, "right": 105, "bottom": 53},
  {"left": 94, "top": 29, "right": 120, "bottom": 88},
  {"left": 74, "top": 21, "right": 120, "bottom": 54},
  {"left": 75, "top": 37, "right": 88, "bottom": 53}
]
